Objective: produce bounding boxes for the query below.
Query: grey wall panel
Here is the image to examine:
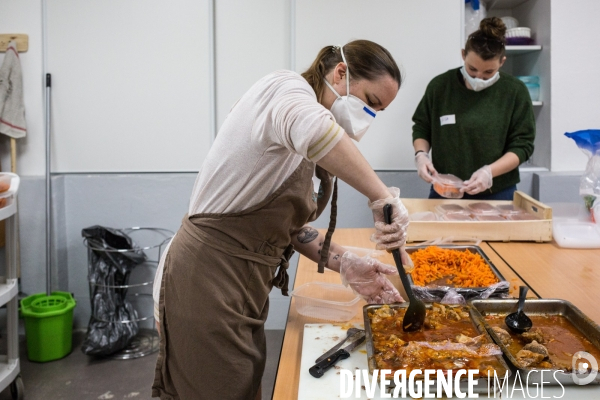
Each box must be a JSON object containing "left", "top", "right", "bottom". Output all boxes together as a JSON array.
[
  {"left": 6, "top": 170, "right": 543, "bottom": 331},
  {"left": 534, "top": 171, "right": 583, "bottom": 203}
]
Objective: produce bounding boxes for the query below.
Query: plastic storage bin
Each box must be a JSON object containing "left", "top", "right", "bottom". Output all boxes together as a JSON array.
[
  {"left": 20, "top": 291, "right": 77, "bottom": 362},
  {"left": 516, "top": 76, "right": 539, "bottom": 85},
  {"left": 525, "top": 83, "right": 540, "bottom": 101},
  {"left": 291, "top": 282, "right": 360, "bottom": 322}
]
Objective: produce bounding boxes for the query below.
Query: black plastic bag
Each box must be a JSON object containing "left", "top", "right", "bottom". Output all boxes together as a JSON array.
[{"left": 81, "top": 226, "right": 147, "bottom": 356}]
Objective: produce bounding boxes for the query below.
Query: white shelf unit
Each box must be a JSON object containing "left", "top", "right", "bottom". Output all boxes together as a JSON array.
[
  {"left": 505, "top": 45, "right": 542, "bottom": 55},
  {"left": 487, "top": 0, "right": 551, "bottom": 169},
  {"left": 0, "top": 175, "right": 23, "bottom": 399}
]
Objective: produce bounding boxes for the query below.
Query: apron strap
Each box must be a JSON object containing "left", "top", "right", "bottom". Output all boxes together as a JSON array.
[
  {"left": 317, "top": 177, "right": 338, "bottom": 273},
  {"left": 272, "top": 244, "right": 295, "bottom": 296},
  {"left": 184, "top": 215, "right": 294, "bottom": 296}
]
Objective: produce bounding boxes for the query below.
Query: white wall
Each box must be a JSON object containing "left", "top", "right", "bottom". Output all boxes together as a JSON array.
[
  {"left": 215, "top": 1, "right": 290, "bottom": 129},
  {"left": 5, "top": 0, "right": 598, "bottom": 174},
  {"left": 296, "top": 0, "right": 463, "bottom": 170},
  {"left": 551, "top": 0, "right": 600, "bottom": 171},
  {"left": 0, "top": 0, "right": 45, "bottom": 176},
  {"left": 46, "top": 0, "right": 212, "bottom": 172}
]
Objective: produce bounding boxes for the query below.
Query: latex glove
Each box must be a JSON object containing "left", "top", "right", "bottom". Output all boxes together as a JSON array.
[
  {"left": 414, "top": 152, "right": 437, "bottom": 183},
  {"left": 339, "top": 251, "right": 404, "bottom": 304},
  {"left": 369, "top": 187, "right": 409, "bottom": 251},
  {"left": 462, "top": 165, "right": 493, "bottom": 195}
]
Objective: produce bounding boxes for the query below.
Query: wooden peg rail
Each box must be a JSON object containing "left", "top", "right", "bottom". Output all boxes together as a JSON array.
[{"left": 0, "top": 34, "right": 29, "bottom": 53}]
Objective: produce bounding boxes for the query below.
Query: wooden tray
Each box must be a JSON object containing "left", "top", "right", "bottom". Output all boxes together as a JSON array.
[{"left": 404, "top": 191, "right": 552, "bottom": 242}]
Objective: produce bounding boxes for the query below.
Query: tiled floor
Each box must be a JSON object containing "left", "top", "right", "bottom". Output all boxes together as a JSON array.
[{"left": 0, "top": 329, "right": 285, "bottom": 400}]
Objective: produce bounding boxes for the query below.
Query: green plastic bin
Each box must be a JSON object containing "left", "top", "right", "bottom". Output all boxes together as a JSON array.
[{"left": 20, "top": 291, "right": 77, "bottom": 362}]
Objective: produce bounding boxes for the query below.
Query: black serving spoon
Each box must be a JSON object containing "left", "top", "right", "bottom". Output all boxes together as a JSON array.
[
  {"left": 505, "top": 285, "right": 533, "bottom": 334},
  {"left": 383, "top": 204, "right": 426, "bottom": 332}
]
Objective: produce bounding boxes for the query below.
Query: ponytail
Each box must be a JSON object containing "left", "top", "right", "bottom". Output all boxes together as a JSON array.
[{"left": 302, "top": 40, "right": 402, "bottom": 102}]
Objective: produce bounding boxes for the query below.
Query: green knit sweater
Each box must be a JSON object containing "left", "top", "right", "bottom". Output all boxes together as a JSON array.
[{"left": 412, "top": 68, "right": 535, "bottom": 194}]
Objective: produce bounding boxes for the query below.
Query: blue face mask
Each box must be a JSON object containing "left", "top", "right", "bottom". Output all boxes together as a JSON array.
[{"left": 460, "top": 65, "right": 500, "bottom": 92}]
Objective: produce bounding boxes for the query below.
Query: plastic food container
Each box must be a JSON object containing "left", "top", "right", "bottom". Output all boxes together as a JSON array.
[
  {"left": 434, "top": 204, "right": 469, "bottom": 215},
  {"left": 432, "top": 174, "right": 464, "bottom": 199},
  {"left": 0, "top": 174, "right": 11, "bottom": 193},
  {"left": 0, "top": 191, "right": 13, "bottom": 209},
  {"left": 496, "top": 204, "right": 526, "bottom": 215},
  {"left": 500, "top": 16, "right": 518, "bottom": 29},
  {"left": 553, "top": 221, "right": 600, "bottom": 248},
  {"left": 290, "top": 282, "right": 360, "bottom": 322},
  {"left": 507, "top": 213, "right": 539, "bottom": 221},
  {"left": 409, "top": 211, "right": 438, "bottom": 222},
  {"left": 506, "top": 27, "right": 531, "bottom": 38},
  {"left": 467, "top": 202, "right": 501, "bottom": 215},
  {"left": 475, "top": 215, "right": 506, "bottom": 221},
  {"left": 442, "top": 213, "right": 474, "bottom": 221}
]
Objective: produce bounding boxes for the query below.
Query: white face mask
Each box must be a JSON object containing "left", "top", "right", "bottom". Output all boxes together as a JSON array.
[
  {"left": 460, "top": 65, "right": 500, "bottom": 92},
  {"left": 323, "top": 47, "right": 376, "bottom": 142}
]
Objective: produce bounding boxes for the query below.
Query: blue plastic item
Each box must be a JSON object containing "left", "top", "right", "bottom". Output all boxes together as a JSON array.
[
  {"left": 516, "top": 76, "right": 540, "bottom": 84},
  {"left": 465, "top": 0, "right": 480, "bottom": 11},
  {"left": 565, "top": 130, "right": 600, "bottom": 155}
]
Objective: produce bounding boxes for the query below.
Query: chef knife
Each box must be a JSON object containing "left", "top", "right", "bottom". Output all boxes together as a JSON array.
[
  {"left": 314, "top": 328, "right": 362, "bottom": 363},
  {"left": 308, "top": 329, "right": 366, "bottom": 378}
]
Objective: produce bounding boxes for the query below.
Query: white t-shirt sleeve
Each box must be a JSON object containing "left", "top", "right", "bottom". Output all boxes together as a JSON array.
[
  {"left": 153, "top": 235, "right": 174, "bottom": 322},
  {"left": 263, "top": 74, "right": 345, "bottom": 162}
]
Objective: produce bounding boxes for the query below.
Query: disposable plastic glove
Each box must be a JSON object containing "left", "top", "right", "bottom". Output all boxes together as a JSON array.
[
  {"left": 462, "top": 165, "right": 493, "bottom": 195},
  {"left": 339, "top": 251, "right": 404, "bottom": 304},
  {"left": 369, "top": 187, "right": 409, "bottom": 251},
  {"left": 414, "top": 152, "right": 437, "bottom": 183}
]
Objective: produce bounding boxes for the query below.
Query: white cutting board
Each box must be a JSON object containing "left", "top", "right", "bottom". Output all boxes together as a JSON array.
[{"left": 297, "top": 324, "right": 599, "bottom": 399}]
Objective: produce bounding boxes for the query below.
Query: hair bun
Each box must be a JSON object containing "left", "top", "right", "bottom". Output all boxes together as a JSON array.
[{"left": 479, "top": 17, "right": 507, "bottom": 39}]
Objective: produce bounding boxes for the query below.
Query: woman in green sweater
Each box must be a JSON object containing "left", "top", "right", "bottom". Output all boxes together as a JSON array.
[{"left": 412, "top": 17, "right": 535, "bottom": 200}]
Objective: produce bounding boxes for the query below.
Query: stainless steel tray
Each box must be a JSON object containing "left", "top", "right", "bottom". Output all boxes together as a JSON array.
[
  {"left": 405, "top": 245, "right": 508, "bottom": 300},
  {"left": 470, "top": 299, "right": 600, "bottom": 386},
  {"left": 363, "top": 303, "right": 511, "bottom": 394}
]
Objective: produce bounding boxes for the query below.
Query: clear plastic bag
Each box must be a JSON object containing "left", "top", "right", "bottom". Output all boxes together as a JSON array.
[
  {"left": 565, "top": 129, "right": 600, "bottom": 222},
  {"left": 465, "top": 0, "right": 487, "bottom": 40},
  {"left": 413, "top": 281, "right": 510, "bottom": 304}
]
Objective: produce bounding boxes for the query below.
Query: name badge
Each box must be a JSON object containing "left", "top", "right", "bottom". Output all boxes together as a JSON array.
[{"left": 440, "top": 114, "right": 456, "bottom": 126}]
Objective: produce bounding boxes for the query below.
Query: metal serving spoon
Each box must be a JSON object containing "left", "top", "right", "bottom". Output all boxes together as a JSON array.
[
  {"left": 383, "top": 204, "right": 426, "bottom": 332},
  {"left": 505, "top": 285, "right": 533, "bottom": 334}
]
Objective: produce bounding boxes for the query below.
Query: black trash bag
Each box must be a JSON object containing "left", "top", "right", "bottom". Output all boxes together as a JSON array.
[{"left": 81, "top": 226, "right": 147, "bottom": 356}]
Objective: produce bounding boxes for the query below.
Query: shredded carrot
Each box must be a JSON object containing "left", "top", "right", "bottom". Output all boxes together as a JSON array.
[{"left": 409, "top": 246, "right": 499, "bottom": 287}]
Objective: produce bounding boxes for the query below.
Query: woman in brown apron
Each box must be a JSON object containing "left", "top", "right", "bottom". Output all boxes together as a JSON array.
[{"left": 153, "top": 40, "right": 412, "bottom": 400}]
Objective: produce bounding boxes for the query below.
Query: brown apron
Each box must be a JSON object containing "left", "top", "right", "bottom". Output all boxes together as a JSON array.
[{"left": 152, "top": 159, "right": 334, "bottom": 399}]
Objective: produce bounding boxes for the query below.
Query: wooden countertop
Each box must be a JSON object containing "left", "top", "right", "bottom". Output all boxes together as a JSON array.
[
  {"left": 272, "top": 228, "right": 535, "bottom": 400},
  {"left": 487, "top": 240, "right": 600, "bottom": 322}
]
